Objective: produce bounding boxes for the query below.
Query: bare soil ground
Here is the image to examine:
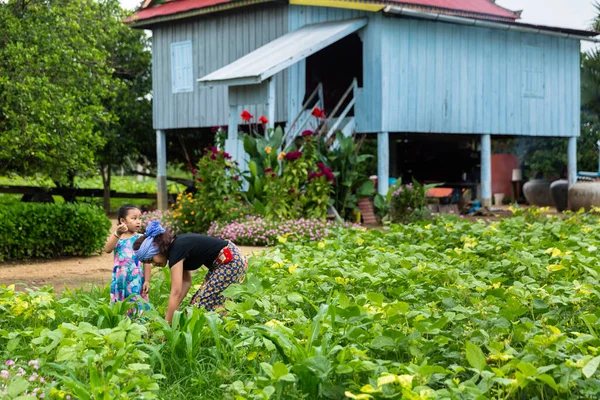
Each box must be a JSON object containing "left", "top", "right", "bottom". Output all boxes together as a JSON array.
[
  {"left": 0, "top": 219, "right": 266, "bottom": 291},
  {"left": 0, "top": 246, "right": 267, "bottom": 291}
]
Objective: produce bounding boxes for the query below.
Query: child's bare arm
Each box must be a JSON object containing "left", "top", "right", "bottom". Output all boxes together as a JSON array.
[
  {"left": 104, "top": 223, "right": 128, "bottom": 253},
  {"left": 142, "top": 263, "right": 152, "bottom": 295}
]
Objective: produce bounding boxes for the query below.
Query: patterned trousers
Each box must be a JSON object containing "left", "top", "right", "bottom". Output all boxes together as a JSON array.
[{"left": 190, "top": 242, "right": 248, "bottom": 311}]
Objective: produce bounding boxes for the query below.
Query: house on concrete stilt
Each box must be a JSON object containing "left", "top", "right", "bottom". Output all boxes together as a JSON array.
[{"left": 127, "top": 0, "right": 599, "bottom": 209}]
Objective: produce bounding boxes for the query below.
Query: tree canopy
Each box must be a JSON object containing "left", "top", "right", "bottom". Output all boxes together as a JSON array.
[{"left": 0, "top": 0, "right": 152, "bottom": 185}]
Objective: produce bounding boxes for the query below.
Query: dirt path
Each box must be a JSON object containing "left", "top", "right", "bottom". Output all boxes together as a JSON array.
[
  {"left": 0, "top": 218, "right": 268, "bottom": 291},
  {"left": 0, "top": 245, "right": 267, "bottom": 291}
]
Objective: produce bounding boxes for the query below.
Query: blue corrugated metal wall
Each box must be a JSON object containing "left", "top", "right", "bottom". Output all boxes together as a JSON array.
[
  {"left": 380, "top": 17, "right": 581, "bottom": 137},
  {"left": 151, "top": 4, "right": 288, "bottom": 130}
]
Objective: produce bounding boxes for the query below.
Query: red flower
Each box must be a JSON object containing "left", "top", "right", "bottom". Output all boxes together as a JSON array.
[
  {"left": 289, "top": 189, "right": 296, "bottom": 194},
  {"left": 285, "top": 151, "right": 302, "bottom": 161},
  {"left": 308, "top": 171, "right": 322, "bottom": 181},
  {"left": 271, "top": 173, "right": 276, "bottom": 178},
  {"left": 197, "top": 178, "right": 203, "bottom": 182},
  {"left": 210, "top": 154, "right": 216, "bottom": 161},
  {"left": 312, "top": 107, "right": 326, "bottom": 119},
  {"left": 223, "top": 152, "right": 232, "bottom": 160},
  {"left": 323, "top": 168, "right": 335, "bottom": 182},
  {"left": 224, "top": 197, "right": 229, "bottom": 201},
  {"left": 259, "top": 115, "right": 269, "bottom": 124},
  {"left": 210, "top": 146, "right": 219, "bottom": 154},
  {"left": 302, "top": 130, "right": 314, "bottom": 137},
  {"left": 192, "top": 169, "right": 198, "bottom": 176},
  {"left": 241, "top": 110, "right": 253, "bottom": 121},
  {"left": 316, "top": 162, "right": 325, "bottom": 171},
  {"left": 233, "top": 176, "right": 239, "bottom": 181},
  {"left": 264, "top": 168, "right": 273, "bottom": 173}
]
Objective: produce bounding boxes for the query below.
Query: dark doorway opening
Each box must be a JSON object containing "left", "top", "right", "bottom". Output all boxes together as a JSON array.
[
  {"left": 390, "top": 134, "right": 481, "bottom": 186},
  {"left": 305, "top": 33, "right": 363, "bottom": 116}
]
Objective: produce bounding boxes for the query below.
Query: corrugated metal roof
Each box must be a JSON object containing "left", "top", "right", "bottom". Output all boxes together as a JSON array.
[
  {"left": 198, "top": 18, "right": 368, "bottom": 86},
  {"left": 127, "top": 0, "right": 520, "bottom": 25},
  {"left": 126, "top": 0, "right": 230, "bottom": 24},
  {"left": 393, "top": 0, "right": 518, "bottom": 20}
]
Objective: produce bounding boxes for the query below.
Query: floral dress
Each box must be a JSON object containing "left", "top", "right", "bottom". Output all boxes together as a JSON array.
[{"left": 110, "top": 235, "right": 149, "bottom": 308}]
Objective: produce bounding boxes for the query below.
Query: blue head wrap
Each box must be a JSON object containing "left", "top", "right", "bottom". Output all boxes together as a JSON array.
[{"left": 135, "top": 221, "right": 166, "bottom": 262}]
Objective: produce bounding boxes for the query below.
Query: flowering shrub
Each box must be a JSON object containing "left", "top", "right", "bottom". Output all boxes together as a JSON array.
[
  {"left": 390, "top": 179, "right": 438, "bottom": 223},
  {"left": 241, "top": 122, "right": 334, "bottom": 220},
  {"left": 172, "top": 147, "right": 244, "bottom": 232},
  {"left": 141, "top": 209, "right": 182, "bottom": 235},
  {"left": 1, "top": 359, "right": 64, "bottom": 399},
  {"left": 207, "top": 216, "right": 359, "bottom": 246}
]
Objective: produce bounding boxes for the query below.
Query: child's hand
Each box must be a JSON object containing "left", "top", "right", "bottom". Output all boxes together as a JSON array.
[
  {"left": 142, "top": 281, "right": 150, "bottom": 295},
  {"left": 116, "top": 223, "right": 128, "bottom": 235}
]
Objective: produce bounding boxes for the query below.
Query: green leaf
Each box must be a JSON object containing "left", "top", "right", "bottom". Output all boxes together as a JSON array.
[
  {"left": 253, "top": 199, "right": 266, "bottom": 215},
  {"left": 260, "top": 362, "right": 274, "bottom": 379},
  {"left": 128, "top": 363, "right": 151, "bottom": 371},
  {"left": 367, "top": 292, "right": 385, "bottom": 305},
  {"left": 273, "top": 362, "right": 289, "bottom": 379},
  {"left": 583, "top": 356, "right": 600, "bottom": 378},
  {"left": 465, "top": 341, "right": 487, "bottom": 372},
  {"left": 8, "top": 378, "right": 29, "bottom": 398},
  {"left": 287, "top": 293, "right": 303, "bottom": 303},
  {"left": 371, "top": 336, "right": 395, "bottom": 350},
  {"left": 536, "top": 374, "right": 558, "bottom": 391},
  {"left": 357, "top": 180, "right": 375, "bottom": 198}
]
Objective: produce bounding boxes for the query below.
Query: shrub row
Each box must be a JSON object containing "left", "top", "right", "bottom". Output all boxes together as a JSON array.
[{"left": 0, "top": 203, "right": 110, "bottom": 261}]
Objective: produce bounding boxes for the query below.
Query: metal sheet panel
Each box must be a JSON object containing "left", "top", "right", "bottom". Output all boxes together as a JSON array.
[
  {"left": 380, "top": 17, "right": 581, "bottom": 137},
  {"left": 152, "top": 4, "right": 288, "bottom": 129},
  {"left": 198, "top": 17, "right": 368, "bottom": 86}
]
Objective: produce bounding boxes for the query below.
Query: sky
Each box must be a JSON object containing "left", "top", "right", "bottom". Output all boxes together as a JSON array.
[
  {"left": 118, "top": 0, "right": 600, "bottom": 51},
  {"left": 497, "top": 0, "right": 599, "bottom": 51}
]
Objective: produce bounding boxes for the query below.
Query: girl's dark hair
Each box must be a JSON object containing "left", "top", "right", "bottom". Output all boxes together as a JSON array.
[
  {"left": 117, "top": 204, "right": 140, "bottom": 224},
  {"left": 133, "top": 231, "right": 175, "bottom": 257}
]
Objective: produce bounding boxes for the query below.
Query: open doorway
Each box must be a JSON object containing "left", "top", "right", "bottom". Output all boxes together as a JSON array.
[{"left": 305, "top": 33, "right": 363, "bottom": 116}]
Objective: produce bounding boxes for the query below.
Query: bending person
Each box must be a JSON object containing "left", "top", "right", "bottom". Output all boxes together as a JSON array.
[{"left": 134, "top": 221, "right": 248, "bottom": 323}]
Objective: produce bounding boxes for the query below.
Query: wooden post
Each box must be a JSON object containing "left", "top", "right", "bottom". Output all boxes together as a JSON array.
[
  {"left": 568, "top": 136, "right": 577, "bottom": 186},
  {"left": 156, "top": 130, "right": 168, "bottom": 210},
  {"left": 377, "top": 132, "right": 389, "bottom": 196},
  {"left": 481, "top": 134, "right": 492, "bottom": 207},
  {"left": 266, "top": 78, "right": 275, "bottom": 130},
  {"left": 226, "top": 103, "right": 239, "bottom": 161},
  {"left": 227, "top": 103, "right": 239, "bottom": 142}
]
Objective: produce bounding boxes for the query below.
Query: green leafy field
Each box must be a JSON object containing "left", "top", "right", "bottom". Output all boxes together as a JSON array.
[
  {"left": 2, "top": 210, "right": 600, "bottom": 399},
  {"left": 0, "top": 175, "right": 187, "bottom": 194}
]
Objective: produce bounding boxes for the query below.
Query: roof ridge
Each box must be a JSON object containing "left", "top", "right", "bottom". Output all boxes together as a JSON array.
[{"left": 485, "top": 0, "right": 521, "bottom": 20}]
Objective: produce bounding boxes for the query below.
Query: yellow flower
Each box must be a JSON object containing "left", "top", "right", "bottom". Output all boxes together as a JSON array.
[
  {"left": 278, "top": 151, "right": 286, "bottom": 160},
  {"left": 185, "top": 220, "right": 189, "bottom": 224},
  {"left": 265, "top": 147, "right": 272, "bottom": 154},
  {"left": 335, "top": 277, "right": 349, "bottom": 285},
  {"left": 191, "top": 211, "right": 195, "bottom": 215},
  {"left": 288, "top": 264, "right": 298, "bottom": 274}
]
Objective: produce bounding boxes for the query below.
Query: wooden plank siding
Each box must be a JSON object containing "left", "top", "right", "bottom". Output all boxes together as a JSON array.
[
  {"left": 379, "top": 17, "right": 581, "bottom": 137},
  {"left": 151, "top": 4, "right": 289, "bottom": 130}
]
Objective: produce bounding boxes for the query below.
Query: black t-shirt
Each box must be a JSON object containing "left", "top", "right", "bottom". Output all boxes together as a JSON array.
[{"left": 167, "top": 234, "right": 228, "bottom": 271}]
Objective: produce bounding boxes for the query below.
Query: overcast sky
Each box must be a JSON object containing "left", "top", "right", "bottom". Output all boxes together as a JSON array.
[
  {"left": 498, "top": 0, "right": 599, "bottom": 51},
  {"left": 119, "top": 0, "right": 600, "bottom": 51}
]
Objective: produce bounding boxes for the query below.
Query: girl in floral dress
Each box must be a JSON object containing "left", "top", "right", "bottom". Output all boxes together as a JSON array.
[{"left": 104, "top": 204, "right": 151, "bottom": 311}]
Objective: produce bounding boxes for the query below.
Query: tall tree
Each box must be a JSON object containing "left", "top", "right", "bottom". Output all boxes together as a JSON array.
[
  {"left": 0, "top": 0, "right": 114, "bottom": 185},
  {"left": 95, "top": 0, "right": 152, "bottom": 212}
]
